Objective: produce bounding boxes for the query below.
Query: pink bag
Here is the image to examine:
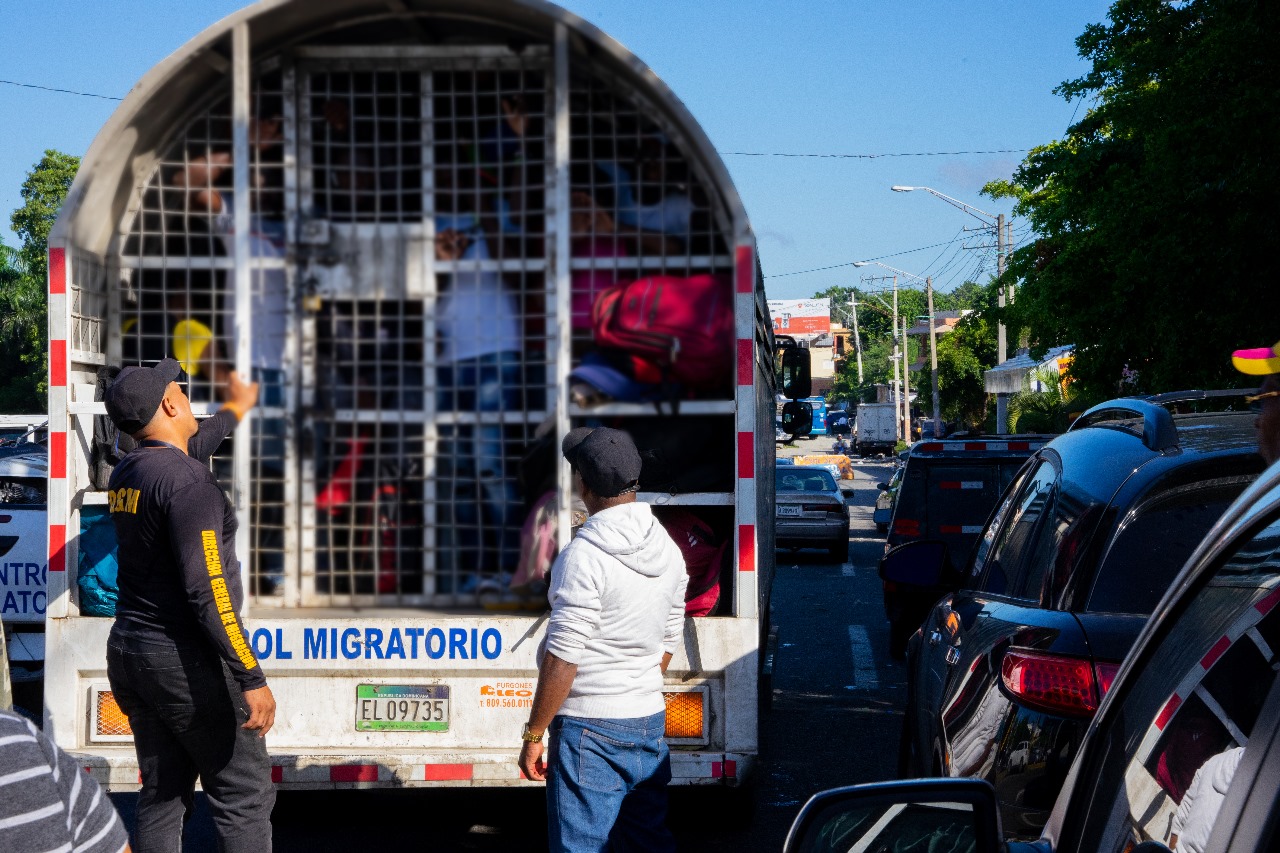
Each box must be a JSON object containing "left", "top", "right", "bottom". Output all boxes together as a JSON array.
[
  {"left": 659, "top": 510, "right": 728, "bottom": 617},
  {"left": 511, "top": 490, "right": 559, "bottom": 594},
  {"left": 592, "top": 274, "right": 733, "bottom": 390}
]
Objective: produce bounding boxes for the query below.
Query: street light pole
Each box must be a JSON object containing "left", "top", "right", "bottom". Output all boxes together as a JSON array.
[{"left": 892, "top": 185, "right": 1014, "bottom": 434}]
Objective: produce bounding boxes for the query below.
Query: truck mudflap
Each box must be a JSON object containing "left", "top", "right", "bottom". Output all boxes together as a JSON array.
[{"left": 71, "top": 749, "right": 755, "bottom": 790}]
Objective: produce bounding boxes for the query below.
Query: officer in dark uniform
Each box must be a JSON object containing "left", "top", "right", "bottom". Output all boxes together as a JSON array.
[{"left": 103, "top": 358, "right": 275, "bottom": 853}]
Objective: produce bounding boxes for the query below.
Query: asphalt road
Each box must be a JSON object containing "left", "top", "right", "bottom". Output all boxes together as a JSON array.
[{"left": 109, "top": 437, "right": 907, "bottom": 852}]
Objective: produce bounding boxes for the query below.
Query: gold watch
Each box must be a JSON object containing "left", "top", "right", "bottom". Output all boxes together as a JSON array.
[{"left": 521, "top": 723, "right": 544, "bottom": 743}]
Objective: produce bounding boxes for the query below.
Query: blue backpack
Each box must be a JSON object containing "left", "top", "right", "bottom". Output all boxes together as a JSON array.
[{"left": 77, "top": 506, "right": 119, "bottom": 617}]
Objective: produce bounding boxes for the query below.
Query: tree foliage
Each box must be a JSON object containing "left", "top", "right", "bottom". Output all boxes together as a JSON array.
[
  {"left": 984, "top": 0, "right": 1278, "bottom": 398},
  {"left": 0, "top": 150, "right": 80, "bottom": 413}
]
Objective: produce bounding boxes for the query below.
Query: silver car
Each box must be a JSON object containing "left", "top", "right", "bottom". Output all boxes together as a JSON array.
[{"left": 774, "top": 465, "right": 849, "bottom": 559}]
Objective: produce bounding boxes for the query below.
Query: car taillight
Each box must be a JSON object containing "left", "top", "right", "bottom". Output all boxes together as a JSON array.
[
  {"left": 1000, "top": 648, "right": 1102, "bottom": 718},
  {"left": 1094, "top": 661, "right": 1121, "bottom": 697},
  {"left": 893, "top": 518, "right": 921, "bottom": 536}
]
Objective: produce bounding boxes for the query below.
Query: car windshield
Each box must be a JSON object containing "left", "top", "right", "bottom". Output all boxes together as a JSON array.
[{"left": 777, "top": 468, "right": 838, "bottom": 493}]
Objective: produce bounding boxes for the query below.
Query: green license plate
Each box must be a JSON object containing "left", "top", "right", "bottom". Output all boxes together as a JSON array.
[{"left": 355, "top": 684, "right": 450, "bottom": 732}]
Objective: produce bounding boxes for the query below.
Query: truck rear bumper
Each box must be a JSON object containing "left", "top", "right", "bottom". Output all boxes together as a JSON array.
[{"left": 69, "top": 748, "right": 755, "bottom": 790}]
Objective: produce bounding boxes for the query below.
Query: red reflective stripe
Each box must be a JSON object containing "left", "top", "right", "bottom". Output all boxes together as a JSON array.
[
  {"left": 49, "top": 432, "right": 67, "bottom": 479},
  {"left": 330, "top": 765, "right": 378, "bottom": 783},
  {"left": 917, "top": 443, "right": 943, "bottom": 452},
  {"left": 48, "top": 525, "right": 66, "bottom": 572},
  {"left": 424, "top": 764, "right": 473, "bottom": 781},
  {"left": 939, "top": 482, "right": 961, "bottom": 490},
  {"left": 1201, "top": 636, "right": 1232, "bottom": 670},
  {"left": 737, "top": 338, "right": 753, "bottom": 386},
  {"left": 48, "top": 247, "right": 66, "bottom": 295},
  {"left": 1008, "top": 442, "right": 1030, "bottom": 451},
  {"left": 1155, "top": 694, "right": 1183, "bottom": 731},
  {"left": 964, "top": 442, "right": 986, "bottom": 451},
  {"left": 735, "top": 245, "right": 754, "bottom": 294},
  {"left": 271, "top": 766, "right": 283, "bottom": 783},
  {"left": 737, "top": 431, "right": 754, "bottom": 478},
  {"left": 738, "top": 525, "right": 756, "bottom": 572},
  {"left": 939, "top": 525, "right": 963, "bottom": 534},
  {"left": 1256, "top": 587, "right": 1280, "bottom": 616},
  {"left": 712, "top": 759, "right": 738, "bottom": 778},
  {"left": 50, "top": 339, "right": 67, "bottom": 388}
]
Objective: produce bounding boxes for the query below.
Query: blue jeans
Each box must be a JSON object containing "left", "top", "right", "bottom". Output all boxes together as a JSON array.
[
  {"left": 106, "top": 632, "right": 275, "bottom": 853},
  {"left": 546, "top": 711, "right": 676, "bottom": 853},
  {"left": 436, "top": 351, "right": 544, "bottom": 582}
]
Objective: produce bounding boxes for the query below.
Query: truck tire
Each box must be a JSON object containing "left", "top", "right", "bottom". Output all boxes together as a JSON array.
[{"left": 827, "top": 538, "right": 848, "bottom": 561}]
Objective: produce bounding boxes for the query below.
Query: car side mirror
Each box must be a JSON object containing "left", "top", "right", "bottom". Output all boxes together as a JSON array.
[
  {"left": 783, "top": 778, "right": 1003, "bottom": 853},
  {"left": 879, "top": 540, "right": 950, "bottom": 588},
  {"left": 781, "top": 401, "right": 813, "bottom": 438},
  {"left": 778, "top": 346, "right": 812, "bottom": 400}
]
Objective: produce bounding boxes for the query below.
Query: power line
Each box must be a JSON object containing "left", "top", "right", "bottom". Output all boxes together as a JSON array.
[
  {"left": 765, "top": 235, "right": 968, "bottom": 279},
  {"left": 0, "top": 79, "right": 121, "bottom": 101}
]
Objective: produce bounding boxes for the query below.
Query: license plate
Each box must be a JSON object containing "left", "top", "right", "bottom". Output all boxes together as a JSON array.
[
  {"left": 356, "top": 684, "right": 449, "bottom": 732},
  {"left": 777, "top": 505, "right": 801, "bottom": 517}
]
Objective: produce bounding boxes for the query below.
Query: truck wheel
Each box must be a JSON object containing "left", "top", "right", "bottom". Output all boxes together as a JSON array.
[
  {"left": 888, "top": 619, "right": 910, "bottom": 660},
  {"left": 876, "top": 522, "right": 889, "bottom": 535},
  {"left": 827, "top": 538, "right": 848, "bottom": 561}
]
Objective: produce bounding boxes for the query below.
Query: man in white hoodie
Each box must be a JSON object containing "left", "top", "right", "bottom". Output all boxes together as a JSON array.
[{"left": 518, "top": 427, "right": 687, "bottom": 853}]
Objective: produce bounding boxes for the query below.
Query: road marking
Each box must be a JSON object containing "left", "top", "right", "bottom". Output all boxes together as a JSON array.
[{"left": 848, "top": 625, "right": 880, "bottom": 690}]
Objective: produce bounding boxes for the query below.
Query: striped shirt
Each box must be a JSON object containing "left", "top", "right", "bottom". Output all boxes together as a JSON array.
[{"left": 0, "top": 710, "right": 128, "bottom": 853}]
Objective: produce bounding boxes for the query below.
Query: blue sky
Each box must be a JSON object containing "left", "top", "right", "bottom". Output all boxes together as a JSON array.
[{"left": 0, "top": 0, "right": 1112, "bottom": 299}]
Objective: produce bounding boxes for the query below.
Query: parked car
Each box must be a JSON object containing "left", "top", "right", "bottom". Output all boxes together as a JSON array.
[
  {"left": 873, "top": 464, "right": 904, "bottom": 535},
  {"left": 0, "top": 439, "right": 49, "bottom": 719},
  {"left": 788, "top": 455, "right": 1280, "bottom": 853},
  {"left": 884, "top": 398, "right": 1264, "bottom": 838},
  {"left": 881, "top": 436, "right": 1050, "bottom": 657},
  {"left": 775, "top": 464, "right": 850, "bottom": 559}
]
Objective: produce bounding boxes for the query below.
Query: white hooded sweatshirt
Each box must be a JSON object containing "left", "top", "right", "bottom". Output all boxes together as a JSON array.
[
  {"left": 539, "top": 501, "right": 688, "bottom": 719},
  {"left": 1171, "top": 745, "right": 1245, "bottom": 853}
]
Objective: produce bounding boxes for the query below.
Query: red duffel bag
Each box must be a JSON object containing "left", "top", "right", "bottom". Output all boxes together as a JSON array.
[{"left": 591, "top": 274, "right": 733, "bottom": 390}]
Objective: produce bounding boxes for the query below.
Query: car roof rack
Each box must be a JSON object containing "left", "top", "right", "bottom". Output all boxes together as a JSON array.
[
  {"left": 1068, "top": 398, "right": 1178, "bottom": 452},
  {"left": 1141, "top": 389, "right": 1254, "bottom": 406}
]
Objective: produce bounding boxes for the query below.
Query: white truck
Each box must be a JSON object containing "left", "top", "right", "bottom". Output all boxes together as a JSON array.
[
  {"left": 1, "top": 417, "right": 49, "bottom": 719},
  {"left": 855, "top": 402, "right": 898, "bottom": 456},
  {"left": 43, "top": 0, "right": 778, "bottom": 792}
]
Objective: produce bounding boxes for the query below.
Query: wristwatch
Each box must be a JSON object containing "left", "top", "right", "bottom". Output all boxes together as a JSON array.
[{"left": 521, "top": 723, "right": 544, "bottom": 743}]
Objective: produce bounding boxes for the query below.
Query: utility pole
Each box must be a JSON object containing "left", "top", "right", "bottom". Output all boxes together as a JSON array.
[
  {"left": 901, "top": 315, "right": 910, "bottom": 442},
  {"left": 891, "top": 276, "right": 903, "bottom": 443},
  {"left": 995, "top": 211, "right": 1011, "bottom": 435},
  {"left": 849, "top": 291, "right": 864, "bottom": 384},
  {"left": 927, "top": 276, "right": 941, "bottom": 437}
]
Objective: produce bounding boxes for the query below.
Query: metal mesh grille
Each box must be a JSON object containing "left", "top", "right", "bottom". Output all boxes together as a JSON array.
[
  {"left": 106, "top": 45, "right": 738, "bottom": 608},
  {"left": 69, "top": 249, "right": 108, "bottom": 358},
  {"left": 95, "top": 690, "right": 133, "bottom": 737}
]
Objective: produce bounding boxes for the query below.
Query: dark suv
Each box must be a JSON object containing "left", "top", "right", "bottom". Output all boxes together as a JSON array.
[
  {"left": 881, "top": 437, "right": 1049, "bottom": 657},
  {"left": 884, "top": 398, "right": 1264, "bottom": 838}
]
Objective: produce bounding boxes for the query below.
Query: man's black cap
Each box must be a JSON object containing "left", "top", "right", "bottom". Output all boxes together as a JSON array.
[
  {"left": 562, "top": 427, "right": 642, "bottom": 498},
  {"left": 104, "top": 358, "right": 184, "bottom": 435}
]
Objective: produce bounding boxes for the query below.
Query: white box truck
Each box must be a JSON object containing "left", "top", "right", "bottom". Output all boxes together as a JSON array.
[
  {"left": 855, "top": 402, "right": 899, "bottom": 456},
  {"left": 43, "top": 0, "right": 778, "bottom": 791}
]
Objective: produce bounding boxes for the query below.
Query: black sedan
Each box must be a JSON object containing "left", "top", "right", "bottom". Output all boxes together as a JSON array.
[{"left": 885, "top": 398, "right": 1263, "bottom": 838}]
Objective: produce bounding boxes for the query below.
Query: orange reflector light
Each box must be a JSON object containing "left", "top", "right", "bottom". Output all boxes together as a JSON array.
[
  {"left": 663, "top": 691, "right": 704, "bottom": 739},
  {"left": 95, "top": 691, "right": 133, "bottom": 737}
]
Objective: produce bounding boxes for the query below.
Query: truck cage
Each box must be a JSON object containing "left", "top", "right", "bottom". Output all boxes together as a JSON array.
[{"left": 45, "top": 0, "right": 778, "bottom": 789}]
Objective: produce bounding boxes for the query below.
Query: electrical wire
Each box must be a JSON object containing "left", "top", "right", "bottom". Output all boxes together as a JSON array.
[
  {"left": 766, "top": 234, "right": 969, "bottom": 279},
  {"left": 723, "top": 148, "right": 1029, "bottom": 159},
  {"left": 0, "top": 79, "right": 121, "bottom": 101}
]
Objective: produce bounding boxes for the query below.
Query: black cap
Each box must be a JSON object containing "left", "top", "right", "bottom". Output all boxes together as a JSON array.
[
  {"left": 562, "top": 427, "right": 642, "bottom": 498},
  {"left": 104, "top": 358, "right": 184, "bottom": 435}
]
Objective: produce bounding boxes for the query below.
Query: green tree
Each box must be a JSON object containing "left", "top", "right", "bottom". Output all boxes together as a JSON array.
[
  {"left": 0, "top": 150, "right": 80, "bottom": 412},
  {"left": 984, "top": 0, "right": 1278, "bottom": 399},
  {"left": 937, "top": 282, "right": 999, "bottom": 428}
]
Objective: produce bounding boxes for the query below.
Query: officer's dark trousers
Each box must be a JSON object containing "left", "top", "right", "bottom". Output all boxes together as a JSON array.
[{"left": 107, "top": 633, "right": 275, "bottom": 853}]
